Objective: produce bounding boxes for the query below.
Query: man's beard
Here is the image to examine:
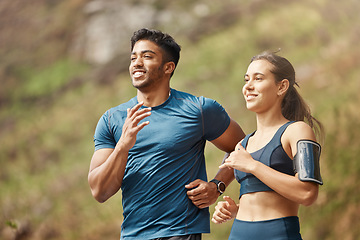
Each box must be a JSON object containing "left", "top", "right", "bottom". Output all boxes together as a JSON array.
[{"left": 131, "top": 66, "right": 164, "bottom": 90}]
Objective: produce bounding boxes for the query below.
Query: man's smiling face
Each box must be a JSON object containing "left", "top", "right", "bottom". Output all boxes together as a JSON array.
[{"left": 129, "top": 40, "right": 167, "bottom": 91}]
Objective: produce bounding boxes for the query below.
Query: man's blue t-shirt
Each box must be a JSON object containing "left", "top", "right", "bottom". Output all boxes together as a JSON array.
[{"left": 94, "top": 89, "right": 230, "bottom": 239}]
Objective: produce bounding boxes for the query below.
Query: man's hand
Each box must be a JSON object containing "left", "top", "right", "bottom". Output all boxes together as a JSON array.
[
  {"left": 185, "top": 179, "right": 219, "bottom": 209},
  {"left": 117, "top": 101, "right": 151, "bottom": 151}
]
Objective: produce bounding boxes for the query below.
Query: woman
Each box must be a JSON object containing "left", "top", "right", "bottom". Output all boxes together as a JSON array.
[{"left": 212, "top": 52, "right": 324, "bottom": 239}]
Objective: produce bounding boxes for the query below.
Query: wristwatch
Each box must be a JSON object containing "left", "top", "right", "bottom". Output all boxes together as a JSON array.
[{"left": 210, "top": 179, "right": 226, "bottom": 195}]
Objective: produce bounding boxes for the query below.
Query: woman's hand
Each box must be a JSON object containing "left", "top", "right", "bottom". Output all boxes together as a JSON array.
[
  {"left": 211, "top": 196, "right": 238, "bottom": 224},
  {"left": 219, "top": 142, "right": 257, "bottom": 173}
]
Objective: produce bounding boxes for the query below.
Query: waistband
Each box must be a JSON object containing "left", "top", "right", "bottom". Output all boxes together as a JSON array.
[
  {"left": 229, "top": 216, "right": 302, "bottom": 240},
  {"left": 235, "top": 216, "right": 299, "bottom": 223}
]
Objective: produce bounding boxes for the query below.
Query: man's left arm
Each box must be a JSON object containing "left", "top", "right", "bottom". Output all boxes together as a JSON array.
[{"left": 185, "top": 118, "right": 245, "bottom": 208}]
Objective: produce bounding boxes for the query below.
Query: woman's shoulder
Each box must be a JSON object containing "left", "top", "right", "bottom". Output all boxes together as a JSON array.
[
  {"left": 281, "top": 121, "right": 317, "bottom": 156},
  {"left": 288, "top": 120, "right": 311, "bottom": 129},
  {"left": 285, "top": 121, "right": 317, "bottom": 142}
]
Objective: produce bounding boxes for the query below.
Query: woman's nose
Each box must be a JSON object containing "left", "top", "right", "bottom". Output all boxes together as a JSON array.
[{"left": 244, "top": 80, "right": 254, "bottom": 89}]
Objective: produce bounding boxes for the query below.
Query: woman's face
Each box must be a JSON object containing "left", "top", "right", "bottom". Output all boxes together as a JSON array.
[{"left": 242, "top": 60, "right": 282, "bottom": 113}]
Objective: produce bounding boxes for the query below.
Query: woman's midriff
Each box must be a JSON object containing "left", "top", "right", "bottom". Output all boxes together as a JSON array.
[{"left": 236, "top": 191, "right": 299, "bottom": 221}]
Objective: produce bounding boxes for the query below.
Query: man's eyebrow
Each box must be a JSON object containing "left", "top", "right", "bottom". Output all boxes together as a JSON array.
[{"left": 131, "top": 50, "right": 157, "bottom": 55}]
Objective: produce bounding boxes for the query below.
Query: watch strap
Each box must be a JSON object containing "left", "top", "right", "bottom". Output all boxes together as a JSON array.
[{"left": 210, "top": 179, "right": 225, "bottom": 195}]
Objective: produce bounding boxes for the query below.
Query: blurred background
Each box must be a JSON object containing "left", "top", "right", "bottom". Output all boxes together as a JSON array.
[{"left": 1, "top": 0, "right": 359, "bottom": 239}]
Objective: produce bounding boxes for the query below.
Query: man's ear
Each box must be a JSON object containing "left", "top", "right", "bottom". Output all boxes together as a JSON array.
[
  {"left": 164, "top": 62, "right": 175, "bottom": 75},
  {"left": 278, "top": 79, "right": 290, "bottom": 96}
]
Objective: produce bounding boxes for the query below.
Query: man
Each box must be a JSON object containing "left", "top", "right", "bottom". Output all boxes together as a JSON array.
[{"left": 88, "top": 28, "right": 245, "bottom": 240}]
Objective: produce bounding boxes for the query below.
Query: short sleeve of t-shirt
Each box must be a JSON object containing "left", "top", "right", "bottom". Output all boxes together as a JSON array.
[
  {"left": 200, "top": 97, "right": 230, "bottom": 141},
  {"left": 94, "top": 110, "right": 117, "bottom": 151}
]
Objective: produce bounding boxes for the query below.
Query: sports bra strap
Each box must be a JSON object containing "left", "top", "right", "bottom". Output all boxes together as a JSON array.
[
  {"left": 240, "top": 133, "right": 252, "bottom": 148},
  {"left": 236, "top": 121, "right": 295, "bottom": 197},
  {"left": 241, "top": 121, "right": 294, "bottom": 148},
  {"left": 260, "top": 121, "right": 294, "bottom": 165}
]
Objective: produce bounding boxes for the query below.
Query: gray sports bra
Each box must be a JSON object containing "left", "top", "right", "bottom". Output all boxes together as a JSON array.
[{"left": 234, "top": 121, "right": 295, "bottom": 197}]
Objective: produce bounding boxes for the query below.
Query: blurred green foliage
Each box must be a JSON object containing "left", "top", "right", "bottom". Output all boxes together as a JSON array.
[{"left": 16, "top": 59, "right": 87, "bottom": 98}]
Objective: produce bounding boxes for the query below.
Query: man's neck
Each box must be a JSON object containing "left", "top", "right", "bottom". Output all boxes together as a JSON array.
[{"left": 137, "top": 87, "right": 171, "bottom": 107}]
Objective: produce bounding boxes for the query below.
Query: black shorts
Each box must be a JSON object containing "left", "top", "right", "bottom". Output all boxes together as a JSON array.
[{"left": 152, "top": 234, "right": 201, "bottom": 240}]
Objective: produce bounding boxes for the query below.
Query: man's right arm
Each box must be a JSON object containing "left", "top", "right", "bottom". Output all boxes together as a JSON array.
[
  {"left": 88, "top": 102, "right": 151, "bottom": 203},
  {"left": 88, "top": 146, "right": 128, "bottom": 203}
]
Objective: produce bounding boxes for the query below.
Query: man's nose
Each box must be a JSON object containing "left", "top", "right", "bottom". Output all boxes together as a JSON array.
[{"left": 133, "top": 57, "right": 143, "bottom": 67}]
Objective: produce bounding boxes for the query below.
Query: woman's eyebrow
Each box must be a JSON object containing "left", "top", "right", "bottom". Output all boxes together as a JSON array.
[{"left": 244, "top": 72, "right": 265, "bottom": 77}]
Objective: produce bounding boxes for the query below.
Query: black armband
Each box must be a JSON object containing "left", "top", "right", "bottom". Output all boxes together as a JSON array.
[{"left": 293, "top": 140, "right": 323, "bottom": 185}]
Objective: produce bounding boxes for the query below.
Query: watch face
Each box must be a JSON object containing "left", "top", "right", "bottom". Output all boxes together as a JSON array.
[{"left": 219, "top": 182, "right": 226, "bottom": 192}]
